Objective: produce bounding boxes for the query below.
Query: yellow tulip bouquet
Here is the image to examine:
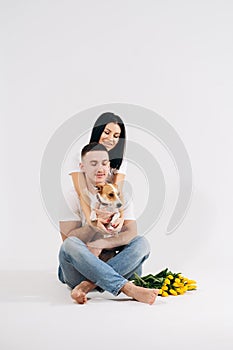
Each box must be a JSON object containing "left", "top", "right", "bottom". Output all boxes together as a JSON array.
[{"left": 132, "top": 268, "right": 197, "bottom": 297}]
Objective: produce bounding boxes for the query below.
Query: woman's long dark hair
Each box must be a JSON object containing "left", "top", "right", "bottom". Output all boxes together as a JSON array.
[{"left": 89, "top": 112, "right": 126, "bottom": 170}]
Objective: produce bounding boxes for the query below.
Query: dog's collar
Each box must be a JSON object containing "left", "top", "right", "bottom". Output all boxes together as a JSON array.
[{"left": 96, "top": 193, "right": 108, "bottom": 206}]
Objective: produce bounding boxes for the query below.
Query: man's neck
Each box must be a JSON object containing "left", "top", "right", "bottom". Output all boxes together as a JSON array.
[{"left": 86, "top": 180, "right": 106, "bottom": 194}]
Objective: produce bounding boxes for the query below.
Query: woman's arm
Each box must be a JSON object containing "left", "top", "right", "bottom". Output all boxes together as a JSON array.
[
  {"left": 111, "top": 173, "right": 126, "bottom": 230},
  {"left": 71, "top": 172, "right": 92, "bottom": 225},
  {"left": 113, "top": 173, "right": 125, "bottom": 193},
  {"left": 71, "top": 172, "right": 113, "bottom": 231}
]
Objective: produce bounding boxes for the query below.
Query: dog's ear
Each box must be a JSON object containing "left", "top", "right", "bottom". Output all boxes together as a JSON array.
[{"left": 95, "top": 185, "right": 103, "bottom": 193}]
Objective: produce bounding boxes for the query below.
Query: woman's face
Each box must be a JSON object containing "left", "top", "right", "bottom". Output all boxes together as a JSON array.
[{"left": 99, "top": 122, "right": 121, "bottom": 151}]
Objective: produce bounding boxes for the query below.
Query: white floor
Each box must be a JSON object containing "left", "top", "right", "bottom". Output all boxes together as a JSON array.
[{"left": 1, "top": 269, "right": 232, "bottom": 350}]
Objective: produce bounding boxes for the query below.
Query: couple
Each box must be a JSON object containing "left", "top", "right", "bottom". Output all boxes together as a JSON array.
[{"left": 58, "top": 113, "right": 159, "bottom": 305}]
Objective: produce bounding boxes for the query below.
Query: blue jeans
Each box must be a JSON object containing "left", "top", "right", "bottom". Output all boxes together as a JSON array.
[{"left": 58, "top": 235, "right": 150, "bottom": 296}]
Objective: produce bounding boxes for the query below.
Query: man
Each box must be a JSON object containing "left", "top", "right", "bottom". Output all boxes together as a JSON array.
[{"left": 58, "top": 142, "right": 159, "bottom": 304}]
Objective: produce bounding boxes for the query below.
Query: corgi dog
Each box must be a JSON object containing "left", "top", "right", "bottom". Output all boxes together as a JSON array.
[{"left": 90, "top": 183, "right": 123, "bottom": 235}]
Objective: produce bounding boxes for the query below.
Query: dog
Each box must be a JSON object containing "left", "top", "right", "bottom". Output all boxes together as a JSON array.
[{"left": 90, "top": 183, "right": 123, "bottom": 237}]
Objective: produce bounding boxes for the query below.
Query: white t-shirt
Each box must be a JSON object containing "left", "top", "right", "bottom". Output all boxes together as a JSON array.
[{"left": 61, "top": 187, "right": 135, "bottom": 224}]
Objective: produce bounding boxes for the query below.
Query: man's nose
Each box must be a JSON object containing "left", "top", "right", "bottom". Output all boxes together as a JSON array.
[
  {"left": 97, "top": 163, "right": 105, "bottom": 171},
  {"left": 97, "top": 164, "right": 103, "bottom": 171}
]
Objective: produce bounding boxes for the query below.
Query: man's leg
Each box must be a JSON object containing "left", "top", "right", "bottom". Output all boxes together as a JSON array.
[
  {"left": 72, "top": 236, "right": 147, "bottom": 293},
  {"left": 58, "top": 256, "right": 86, "bottom": 287},
  {"left": 59, "top": 235, "right": 159, "bottom": 304},
  {"left": 59, "top": 237, "right": 128, "bottom": 295},
  {"left": 106, "top": 235, "right": 150, "bottom": 280},
  {"left": 71, "top": 235, "right": 150, "bottom": 302}
]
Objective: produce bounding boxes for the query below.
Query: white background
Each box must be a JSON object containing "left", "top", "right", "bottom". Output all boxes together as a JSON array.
[{"left": 1, "top": 1, "right": 233, "bottom": 349}]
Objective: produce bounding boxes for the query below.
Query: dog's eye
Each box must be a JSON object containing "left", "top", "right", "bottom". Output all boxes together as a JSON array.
[{"left": 108, "top": 193, "right": 114, "bottom": 197}]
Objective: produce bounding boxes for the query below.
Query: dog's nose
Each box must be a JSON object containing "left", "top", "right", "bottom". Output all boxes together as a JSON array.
[{"left": 116, "top": 202, "right": 122, "bottom": 208}]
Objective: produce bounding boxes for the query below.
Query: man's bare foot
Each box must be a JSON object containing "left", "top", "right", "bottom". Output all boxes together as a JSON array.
[
  {"left": 71, "top": 281, "right": 96, "bottom": 304},
  {"left": 121, "top": 282, "right": 159, "bottom": 305}
]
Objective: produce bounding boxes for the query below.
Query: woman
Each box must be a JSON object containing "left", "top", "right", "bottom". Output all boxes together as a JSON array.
[{"left": 69, "top": 112, "right": 127, "bottom": 233}]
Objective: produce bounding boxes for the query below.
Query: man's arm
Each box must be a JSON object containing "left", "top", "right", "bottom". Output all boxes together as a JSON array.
[
  {"left": 87, "top": 220, "right": 138, "bottom": 250},
  {"left": 59, "top": 221, "right": 81, "bottom": 241},
  {"left": 59, "top": 221, "right": 97, "bottom": 243}
]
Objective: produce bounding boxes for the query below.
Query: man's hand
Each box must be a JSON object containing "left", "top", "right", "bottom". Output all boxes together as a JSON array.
[
  {"left": 95, "top": 208, "right": 113, "bottom": 221},
  {"left": 95, "top": 217, "right": 111, "bottom": 234},
  {"left": 94, "top": 209, "right": 114, "bottom": 235},
  {"left": 109, "top": 217, "right": 124, "bottom": 233},
  {"left": 87, "top": 244, "right": 102, "bottom": 257},
  {"left": 87, "top": 238, "right": 110, "bottom": 256},
  {"left": 96, "top": 217, "right": 123, "bottom": 236}
]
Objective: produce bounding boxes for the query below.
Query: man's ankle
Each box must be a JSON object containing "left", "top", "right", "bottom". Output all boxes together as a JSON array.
[{"left": 121, "top": 282, "right": 133, "bottom": 294}]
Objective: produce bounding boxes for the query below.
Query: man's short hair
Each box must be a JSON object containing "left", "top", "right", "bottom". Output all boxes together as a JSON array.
[{"left": 81, "top": 142, "right": 109, "bottom": 159}]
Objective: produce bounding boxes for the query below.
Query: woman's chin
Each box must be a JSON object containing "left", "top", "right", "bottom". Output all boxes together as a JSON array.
[{"left": 102, "top": 143, "right": 113, "bottom": 151}]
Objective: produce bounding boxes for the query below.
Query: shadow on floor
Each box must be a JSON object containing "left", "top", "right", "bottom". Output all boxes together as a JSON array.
[
  {"left": 0, "top": 270, "right": 165, "bottom": 306},
  {"left": 0, "top": 270, "right": 72, "bottom": 305}
]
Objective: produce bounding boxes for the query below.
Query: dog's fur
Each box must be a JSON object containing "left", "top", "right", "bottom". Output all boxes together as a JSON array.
[{"left": 90, "top": 183, "right": 122, "bottom": 236}]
